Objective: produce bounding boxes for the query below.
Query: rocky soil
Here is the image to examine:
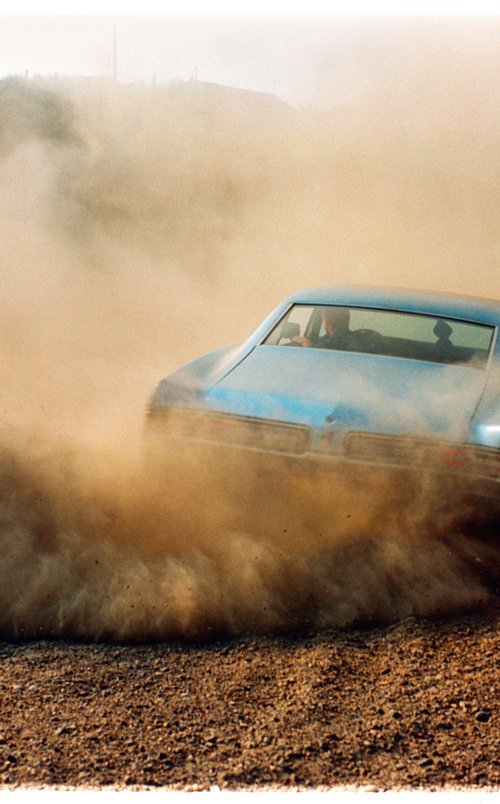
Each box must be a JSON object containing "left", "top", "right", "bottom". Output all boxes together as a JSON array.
[{"left": 0, "top": 601, "right": 499, "bottom": 792}]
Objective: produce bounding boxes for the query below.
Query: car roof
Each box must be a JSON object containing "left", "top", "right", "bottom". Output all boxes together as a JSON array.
[{"left": 285, "top": 285, "right": 500, "bottom": 326}]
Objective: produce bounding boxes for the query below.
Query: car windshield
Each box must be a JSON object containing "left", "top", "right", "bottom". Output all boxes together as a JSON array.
[{"left": 263, "top": 304, "right": 495, "bottom": 369}]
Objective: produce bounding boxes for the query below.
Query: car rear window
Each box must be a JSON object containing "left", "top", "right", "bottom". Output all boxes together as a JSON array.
[{"left": 263, "top": 304, "right": 494, "bottom": 369}]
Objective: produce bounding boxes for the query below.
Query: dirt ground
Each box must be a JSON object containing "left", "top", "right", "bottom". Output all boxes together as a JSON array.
[{"left": 0, "top": 600, "right": 498, "bottom": 792}]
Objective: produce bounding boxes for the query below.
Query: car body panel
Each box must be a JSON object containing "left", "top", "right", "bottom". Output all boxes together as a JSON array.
[{"left": 206, "top": 346, "right": 488, "bottom": 439}]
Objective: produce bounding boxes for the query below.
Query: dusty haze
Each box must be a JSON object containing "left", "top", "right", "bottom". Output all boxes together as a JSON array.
[{"left": 0, "top": 18, "right": 499, "bottom": 640}]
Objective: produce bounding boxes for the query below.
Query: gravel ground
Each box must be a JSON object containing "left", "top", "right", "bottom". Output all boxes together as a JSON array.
[{"left": 0, "top": 601, "right": 498, "bottom": 792}]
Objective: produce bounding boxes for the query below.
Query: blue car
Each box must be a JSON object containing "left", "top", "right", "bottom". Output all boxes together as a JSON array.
[{"left": 145, "top": 286, "right": 500, "bottom": 508}]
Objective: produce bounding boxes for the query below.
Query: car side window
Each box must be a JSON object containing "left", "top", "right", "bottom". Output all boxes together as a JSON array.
[{"left": 264, "top": 305, "right": 315, "bottom": 345}]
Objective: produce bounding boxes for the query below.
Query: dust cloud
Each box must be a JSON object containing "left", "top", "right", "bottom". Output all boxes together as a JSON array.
[
  {"left": 0, "top": 18, "right": 499, "bottom": 641},
  {"left": 0, "top": 429, "right": 497, "bottom": 641}
]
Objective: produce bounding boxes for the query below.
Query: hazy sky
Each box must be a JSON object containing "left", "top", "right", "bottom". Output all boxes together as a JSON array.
[{"left": 0, "top": 2, "right": 498, "bottom": 105}]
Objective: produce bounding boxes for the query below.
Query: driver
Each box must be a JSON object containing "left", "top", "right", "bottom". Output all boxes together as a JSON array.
[{"left": 293, "top": 307, "right": 352, "bottom": 349}]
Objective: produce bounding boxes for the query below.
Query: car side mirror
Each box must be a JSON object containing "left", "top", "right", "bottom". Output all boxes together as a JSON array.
[{"left": 281, "top": 321, "right": 300, "bottom": 340}]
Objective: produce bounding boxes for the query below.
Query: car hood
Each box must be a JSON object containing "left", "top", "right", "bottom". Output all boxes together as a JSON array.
[{"left": 206, "top": 345, "right": 488, "bottom": 440}]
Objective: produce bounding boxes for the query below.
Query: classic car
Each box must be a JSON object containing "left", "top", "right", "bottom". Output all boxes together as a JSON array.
[{"left": 145, "top": 286, "right": 500, "bottom": 510}]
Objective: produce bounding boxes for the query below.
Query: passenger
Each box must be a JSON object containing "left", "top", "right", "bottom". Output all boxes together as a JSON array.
[{"left": 293, "top": 307, "right": 352, "bottom": 349}]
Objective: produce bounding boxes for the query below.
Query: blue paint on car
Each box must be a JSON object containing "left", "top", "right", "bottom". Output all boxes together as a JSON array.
[{"left": 146, "top": 286, "right": 500, "bottom": 499}]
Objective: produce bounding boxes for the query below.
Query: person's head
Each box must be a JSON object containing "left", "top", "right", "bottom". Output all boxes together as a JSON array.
[{"left": 323, "top": 307, "right": 350, "bottom": 334}]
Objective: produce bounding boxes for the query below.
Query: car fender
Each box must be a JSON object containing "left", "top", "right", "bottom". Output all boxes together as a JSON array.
[{"left": 149, "top": 345, "right": 243, "bottom": 408}]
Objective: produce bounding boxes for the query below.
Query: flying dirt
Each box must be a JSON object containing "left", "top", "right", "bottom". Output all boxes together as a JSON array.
[
  {"left": 0, "top": 19, "right": 499, "bottom": 643},
  {"left": 0, "top": 422, "right": 498, "bottom": 642}
]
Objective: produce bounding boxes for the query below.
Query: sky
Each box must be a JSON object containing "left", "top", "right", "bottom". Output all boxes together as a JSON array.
[{"left": 0, "top": 2, "right": 499, "bottom": 106}]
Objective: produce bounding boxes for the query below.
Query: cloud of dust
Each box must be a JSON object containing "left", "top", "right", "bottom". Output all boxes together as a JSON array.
[
  {"left": 0, "top": 19, "right": 499, "bottom": 642},
  {"left": 0, "top": 430, "right": 497, "bottom": 641}
]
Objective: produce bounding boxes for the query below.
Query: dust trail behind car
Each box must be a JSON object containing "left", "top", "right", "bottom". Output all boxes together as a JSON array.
[{"left": 0, "top": 427, "right": 497, "bottom": 642}]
